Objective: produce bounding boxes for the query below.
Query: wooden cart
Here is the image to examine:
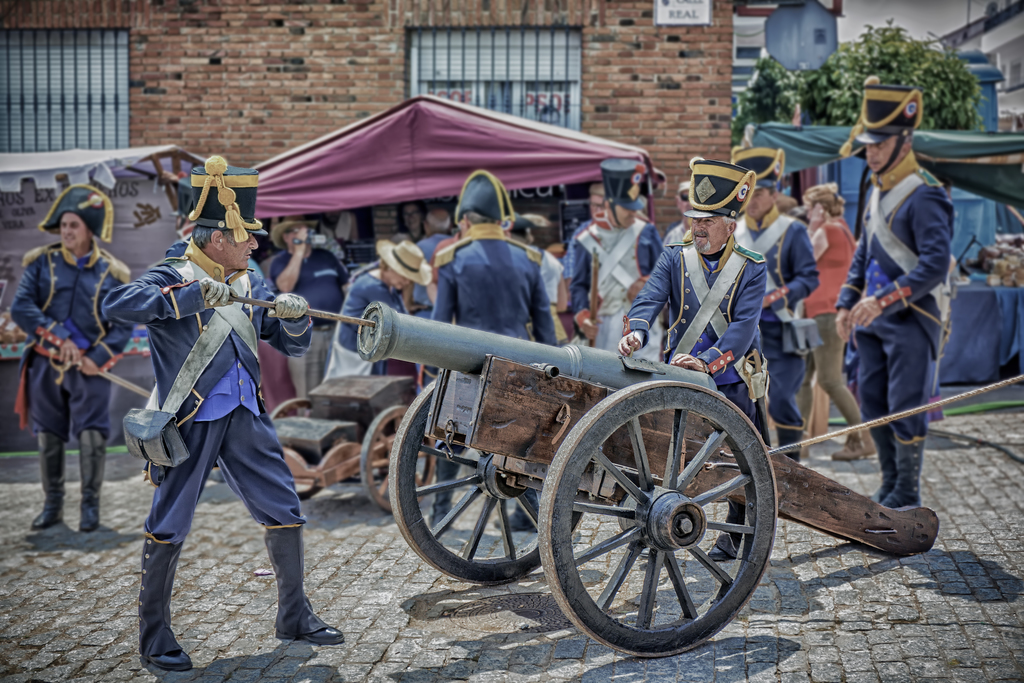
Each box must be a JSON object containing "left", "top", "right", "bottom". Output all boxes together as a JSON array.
[{"left": 271, "top": 376, "right": 433, "bottom": 511}]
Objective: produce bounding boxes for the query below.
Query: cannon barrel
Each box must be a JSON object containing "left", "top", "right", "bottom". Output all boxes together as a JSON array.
[{"left": 357, "top": 302, "right": 717, "bottom": 392}]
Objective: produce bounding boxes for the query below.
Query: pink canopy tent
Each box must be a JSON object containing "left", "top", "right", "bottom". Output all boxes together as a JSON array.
[{"left": 254, "top": 95, "right": 660, "bottom": 217}]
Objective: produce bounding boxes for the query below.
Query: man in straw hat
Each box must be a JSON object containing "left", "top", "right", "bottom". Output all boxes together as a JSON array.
[
  {"left": 103, "top": 156, "right": 344, "bottom": 672},
  {"left": 835, "top": 77, "right": 953, "bottom": 510},
  {"left": 619, "top": 157, "right": 770, "bottom": 561},
  {"left": 269, "top": 218, "right": 350, "bottom": 398},
  {"left": 429, "top": 170, "right": 557, "bottom": 528},
  {"left": 12, "top": 184, "right": 134, "bottom": 533},
  {"left": 570, "top": 159, "right": 664, "bottom": 359},
  {"left": 325, "top": 239, "right": 432, "bottom": 377},
  {"left": 731, "top": 145, "right": 819, "bottom": 454}
]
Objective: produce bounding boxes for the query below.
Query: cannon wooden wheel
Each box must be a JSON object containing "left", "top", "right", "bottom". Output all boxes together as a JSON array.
[
  {"left": 390, "top": 384, "right": 575, "bottom": 585},
  {"left": 282, "top": 446, "right": 323, "bottom": 500},
  {"left": 270, "top": 398, "right": 311, "bottom": 419},
  {"left": 539, "top": 381, "right": 777, "bottom": 657},
  {"left": 360, "top": 405, "right": 435, "bottom": 513}
]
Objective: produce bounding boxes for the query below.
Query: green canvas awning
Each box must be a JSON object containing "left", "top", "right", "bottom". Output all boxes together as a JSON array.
[{"left": 750, "top": 123, "right": 1024, "bottom": 209}]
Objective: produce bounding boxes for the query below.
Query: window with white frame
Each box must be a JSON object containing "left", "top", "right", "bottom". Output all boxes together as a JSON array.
[
  {"left": 409, "top": 27, "right": 582, "bottom": 131},
  {"left": 0, "top": 30, "right": 129, "bottom": 153}
]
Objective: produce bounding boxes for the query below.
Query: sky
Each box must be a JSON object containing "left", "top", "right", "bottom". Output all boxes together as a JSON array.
[{"left": 837, "top": 0, "right": 991, "bottom": 43}]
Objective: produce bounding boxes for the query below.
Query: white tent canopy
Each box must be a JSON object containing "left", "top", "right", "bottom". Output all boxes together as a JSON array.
[{"left": 0, "top": 145, "right": 202, "bottom": 192}]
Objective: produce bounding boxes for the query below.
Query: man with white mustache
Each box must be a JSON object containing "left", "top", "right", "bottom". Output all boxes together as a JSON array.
[{"left": 619, "top": 158, "right": 769, "bottom": 561}]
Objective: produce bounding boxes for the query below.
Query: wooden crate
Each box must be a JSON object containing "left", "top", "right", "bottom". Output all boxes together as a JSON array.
[
  {"left": 274, "top": 417, "right": 359, "bottom": 464},
  {"left": 308, "top": 376, "right": 416, "bottom": 427}
]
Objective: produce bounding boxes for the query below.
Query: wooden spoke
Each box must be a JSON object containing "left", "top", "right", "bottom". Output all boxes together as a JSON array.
[
  {"left": 572, "top": 502, "right": 636, "bottom": 519},
  {"left": 677, "top": 430, "right": 727, "bottom": 492},
  {"left": 597, "top": 540, "right": 643, "bottom": 610},
  {"left": 592, "top": 450, "right": 645, "bottom": 502},
  {"left": 461, "top": 497, "right": 497, "bottom": 560},
  {"left": 627, "top": 417, "right": 654, "bottom": 492},
  {"left": 664, "top": 409, "right": 688, "bottom": 490},
  {"left": 432, "top": 487, "right": 482, "bottom": 539},
  {"left": 706, "top": 521, "right": 755, "bottom": 535},
  {"left": 688, "top": 546, "right": 734, "bottom": 586},
  {"left": 497, "top": 500, "right": 516, "bottom": 561},
  {"left": 371, "top": 458, "right": 390, "bottom": 468},
  {"left": 416, "top": 474, "right": 481, "bottom": 497},
  {"left": 515, "top": 492, "right": 539, "bottom": 526},
  {"left": 574, "top": 528, "right": 641, "bottom": 567},
  {"left": 377, "top": 479, "right": 388, "bottom": 497},
  {"left": 664, "top": 552, "right": 698, "bottom": 620},
  {"left": 637, "top": 550, "right": 663, "bottom": 629},
  {"left": 692, "top": 474, "right": 751, "bottom": 507}
]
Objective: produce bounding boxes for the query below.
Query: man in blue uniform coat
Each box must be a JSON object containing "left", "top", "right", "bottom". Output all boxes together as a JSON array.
[
  {"left": 570, "top": 160, "right": 663, "bottom": 358},
  {"left": 836, "top": 77, "right": 953, "bottom": 509},
  {"left": 731, "top": 146, "right": 819, "bottom": 453},
  {"left": 12, "top": 185, "right": 134, "bottom": 532},
  {"left": 619, "top": 157, "right": 769, "bottom": 561},
  {"left": 430, "top": 170, "right": 556, "bottom": 529},
  {"left": 103, "top": 156, "right": 344, "bottom": 672}
]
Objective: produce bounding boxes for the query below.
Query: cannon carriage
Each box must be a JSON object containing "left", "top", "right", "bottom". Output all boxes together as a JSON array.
[{"left": 357, "top": 302, "right": 940, "bottom": 657}]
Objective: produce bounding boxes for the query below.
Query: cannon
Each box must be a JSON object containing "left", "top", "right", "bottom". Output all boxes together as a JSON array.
[
  {"left": 357, "top": 302, "right": 940, "bottom": 657},
  {"left": 271, "top": 376, "right": 433, "bottom": 510}
]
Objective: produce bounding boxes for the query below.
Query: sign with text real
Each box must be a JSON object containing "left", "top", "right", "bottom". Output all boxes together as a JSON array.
[{"left": 654, "top": 0, "right": 712, "bottom": 26}]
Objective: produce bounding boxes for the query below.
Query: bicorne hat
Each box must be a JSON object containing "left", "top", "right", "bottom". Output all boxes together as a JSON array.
[
  {"left": 840, "top": 76, "right": 923, "bottom": 157},
  {"left": 455, "top": 170, "right": 516, "bottom": 227},
  {"left": 188, "top": 156, "right": 267, "bottom": 241},
  {"left": 600, "top": 158, "right": 647, "bottom": 212},
  {"left": 38, "top": 185, "right": 114, "bottom": 242},
  {"left": 731, "top": 147, "right": 785, "bottom": 190},
  {"left": 683, "top": 158, "right": 757, "bottom": 220}
]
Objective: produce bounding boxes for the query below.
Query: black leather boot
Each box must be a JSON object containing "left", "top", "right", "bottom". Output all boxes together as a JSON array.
[
  {"left": 880, "top": 440, "right": 924, "bottom": 509},
  {"left": 774, "top": 427, "right": 804, "bottom": 464},
  {"left": 708, "top": 500, "right": 744, "bottom": 561},
  {"left": 31, "top": 432, "right": 65, "bottom": 530},
  {"left": 78, "top": 430, "right": 106, "bottom": 532},
  {"left": 265, "top": 526, "right": 344, "bottom": 645},
  {"left": 869, "top": 425, "right": 898, "bottom": 503},
  {"left": 139, "top": 538, "right": 192, "bottom": 672},
  {"left": 509, "top": 488, "right": 539, "bottom": 532}
]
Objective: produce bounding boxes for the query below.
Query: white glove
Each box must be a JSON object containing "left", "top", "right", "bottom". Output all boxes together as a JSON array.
[
  {"left": 618, "top": 331, "right": 644, "bottom": 357},
  {"left": 269, "top": 293, "right": 309, "bottom": 319},
  {"left": 199, "top": 277, "right": 232, "bottom": 308}
]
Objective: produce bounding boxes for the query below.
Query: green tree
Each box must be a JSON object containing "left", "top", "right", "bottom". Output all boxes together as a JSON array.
[
  {"left": 731, "top": 22, "right": 982, "bottom": 145},
  {"left": 731, "top": 56, "right": 802, "bottom": 146},
  {"left": 802, "top": 23, "right": 981, "bottom": 131}
]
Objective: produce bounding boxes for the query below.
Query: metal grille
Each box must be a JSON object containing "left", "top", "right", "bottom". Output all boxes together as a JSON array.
[
  {"left": 409, "top": 27, "right": 582, "bottom": 131},
  {"left": 0, "top": 30, "right": 129, "bottom": 153}
]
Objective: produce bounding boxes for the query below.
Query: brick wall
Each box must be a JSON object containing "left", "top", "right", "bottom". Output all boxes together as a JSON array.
[{"left": 3, "top": 0, "right": 732, "bottom": 228}]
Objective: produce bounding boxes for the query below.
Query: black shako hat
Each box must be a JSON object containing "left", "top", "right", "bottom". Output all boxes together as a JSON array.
[
  {"left": 731, "top": 147, "right": 785, "bottom": 190},
  {"left": 840, "top": 76, "right": 923, "bottom": 156},
  {"left": 188, "top": 155, "right": 266, "bottom": 240},
  {"left": 601, "top": 158, "right": 647, "bottom": 212},
  {"left": 38, "top": 184, "right": 114, "bottom": 242},
  {"left": 455, "top": 170, "right": 515, "bottom": 226},
  {"left": 683, "top": 158, "right": 757, "bottom": 219}
]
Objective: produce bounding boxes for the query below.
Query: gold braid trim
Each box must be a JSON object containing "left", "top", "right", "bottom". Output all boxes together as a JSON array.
[{"left": 187, "top": 156, "right": 263, "bottom": 242}]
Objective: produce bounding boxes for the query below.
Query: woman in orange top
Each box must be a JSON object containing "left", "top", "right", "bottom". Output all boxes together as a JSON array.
[{"left": 796, "top": 183, "right": 875, "bottom": 460}]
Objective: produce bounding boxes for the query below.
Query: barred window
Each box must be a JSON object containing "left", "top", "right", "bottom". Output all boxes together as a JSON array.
[
  {"left": 0, "top": 30, "right": 129, "bottom": 153},
  {"left": 409, "top": 27, "right": 583, "bottom": 131}
]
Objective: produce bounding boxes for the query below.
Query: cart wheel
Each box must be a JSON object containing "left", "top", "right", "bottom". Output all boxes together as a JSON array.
[
  {"left": 271, "top": 398, "right": 312, "bottom": 419},
  {"left": 539, "top": 381, "right": 776, "bottom": 657},
  {"left": 361, "top": 405, "right": 435, "bottom": 513},
  {"left": 283, "top": 446, "right": 323, "bottom": 500},
  {"left": 390, "top": 383, "right": 569, "bottom": 585}
]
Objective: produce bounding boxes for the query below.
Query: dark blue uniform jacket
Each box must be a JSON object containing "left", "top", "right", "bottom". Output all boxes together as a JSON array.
[
  {"left": 627, "top": 235, "right": 767, "bottom": 386},
  {"left": 102, "top": 243, "right": 312, "bottom": 431},
  {"left": 742, "top": 206, "right": 818, "bottom": 321},
  {"left": 12, "top": 242, "right": 135, "bottom": 371},
  {"left": 836, "top": 154, "right": 953, "bottom": 356},
  {"left": 432, "top": 224, "right": 556, "bottom": 345}
]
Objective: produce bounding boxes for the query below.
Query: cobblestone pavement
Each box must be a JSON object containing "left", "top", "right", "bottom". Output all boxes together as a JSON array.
[{"left": 1, "top": 411, "right": 1023, "bottom": 683}]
